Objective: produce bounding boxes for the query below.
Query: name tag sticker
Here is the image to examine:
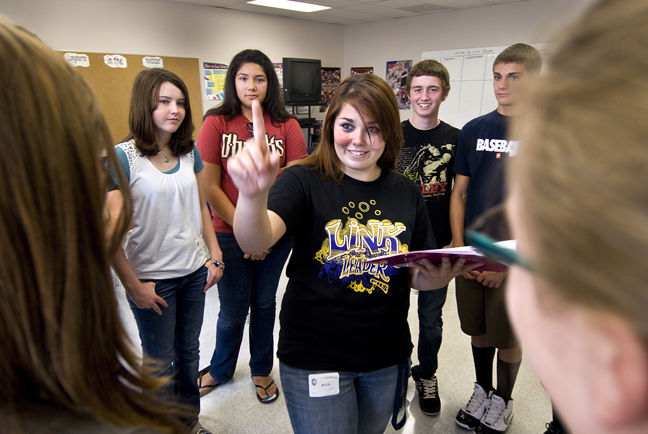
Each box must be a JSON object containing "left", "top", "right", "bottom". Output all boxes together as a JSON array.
[{"left": 308, "top": 372, "right": 340, "bottom": 398}]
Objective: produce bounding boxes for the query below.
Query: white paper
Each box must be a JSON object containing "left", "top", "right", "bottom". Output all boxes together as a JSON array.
[
  {"left": 143, "top": 56, "right": 163, "bottom": 68},
  {"left": 64, "top": 53, "right": 90, "bottom": 68},
  {"left": 104, "top": 54, "right": 127, "bottom": 69}
]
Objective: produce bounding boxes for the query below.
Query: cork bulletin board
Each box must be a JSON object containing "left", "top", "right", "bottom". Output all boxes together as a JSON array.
[{"left": 60, "top": 52, "right": 202, "bottom": 143}]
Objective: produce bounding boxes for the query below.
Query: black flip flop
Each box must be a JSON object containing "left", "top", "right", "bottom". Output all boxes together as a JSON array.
[
  {"left": 197, "top": 366, "right": 220, "bottom": 397},
  {"left": 253, "top": 379, "right": 280, "bottom": 404}
]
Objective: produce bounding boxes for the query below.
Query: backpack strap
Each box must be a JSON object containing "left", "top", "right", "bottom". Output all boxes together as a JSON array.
[{"left": 391, "top": 359, "right": 410, "bottom": 430}]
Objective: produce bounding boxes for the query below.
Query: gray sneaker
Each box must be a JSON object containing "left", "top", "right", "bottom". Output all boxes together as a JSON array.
[
  {"left": 455, "top": 383, "right": 491, "bottom": 430},
  {"left": 477, "top": 393, "right": 513, "bottom": 433}
]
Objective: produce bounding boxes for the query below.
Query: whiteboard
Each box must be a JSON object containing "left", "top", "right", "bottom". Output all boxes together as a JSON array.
[{"left": 421, "top": 44, "right": 543, "bottom": 128}]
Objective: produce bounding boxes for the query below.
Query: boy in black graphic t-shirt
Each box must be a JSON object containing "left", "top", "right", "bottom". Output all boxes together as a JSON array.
[
  {"left": 450, "top": 43, "right": 542, "bottom": 434},
  {"left": 396, "top": 59, "right": 459, "bottom": 417}
]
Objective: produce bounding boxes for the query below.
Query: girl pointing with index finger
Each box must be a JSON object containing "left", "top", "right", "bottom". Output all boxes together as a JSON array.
[{"left": 230, "top": 73, "right": 475, "bottom": 434}]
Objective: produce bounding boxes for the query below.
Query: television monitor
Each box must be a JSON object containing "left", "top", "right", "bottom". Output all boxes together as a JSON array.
[{"left": 283, "top": 57, "right": 322, "bottom": 105}]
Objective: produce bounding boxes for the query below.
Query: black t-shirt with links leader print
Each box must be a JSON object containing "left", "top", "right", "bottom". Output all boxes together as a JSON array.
[{"left": 268, "top": 165, "right": 435, "bottom": 372}]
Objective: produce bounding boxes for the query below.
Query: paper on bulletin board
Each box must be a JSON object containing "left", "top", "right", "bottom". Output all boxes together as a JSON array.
[
  {"left": 204, "top": 62, "right": 228, "bottom": 101},
  {"left": 104, "top": 55, "right": 127, "bottom": 68},
  {"left": 64, "top": 53, "right": 90, "bottom": 67},
  {"left": 143, "top": 56, "right": 163, "bottom": 68}
]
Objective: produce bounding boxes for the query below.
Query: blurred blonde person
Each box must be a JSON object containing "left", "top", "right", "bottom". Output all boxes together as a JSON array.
[{"left": 507, "top": 1, "right": 648, "bottom": 433}]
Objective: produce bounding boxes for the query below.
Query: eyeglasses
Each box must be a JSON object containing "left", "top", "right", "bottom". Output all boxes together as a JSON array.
[
  {"left": 466, "top": 204, "right": 531, "bottom": 270},
  {"left": 247, "top": 122, "right": 254, "bottom": 133}
]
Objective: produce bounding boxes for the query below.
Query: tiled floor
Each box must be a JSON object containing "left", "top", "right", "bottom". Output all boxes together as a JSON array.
[{"left": 116, "top": 269, "right": 551, "bottom": 433}]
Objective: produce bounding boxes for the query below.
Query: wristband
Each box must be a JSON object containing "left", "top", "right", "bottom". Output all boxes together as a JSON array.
[{"left": 209, "top": 258, "right": 225, "bottom": 271}]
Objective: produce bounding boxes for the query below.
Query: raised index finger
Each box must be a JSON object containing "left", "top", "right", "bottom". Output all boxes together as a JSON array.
[{"left": 251, "top": 99, "right": 267, "bottom": 154}]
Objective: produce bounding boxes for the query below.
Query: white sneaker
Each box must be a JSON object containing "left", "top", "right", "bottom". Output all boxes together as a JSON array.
[
  {"left": 477, "top": 393, "right": 513, "bottom": 433},
  {"left": 455, "top": 383, "right": 491, "bottom": 430}
]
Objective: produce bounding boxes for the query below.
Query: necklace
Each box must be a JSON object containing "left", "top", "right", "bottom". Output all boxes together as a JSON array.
[{"left": 159, "top": 151, "right": 170, "bottom": 163}]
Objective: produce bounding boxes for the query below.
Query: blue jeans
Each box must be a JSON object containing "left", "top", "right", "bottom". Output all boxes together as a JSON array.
[
  {"left": 127, "top": 265, "right": 207, "bottom": 423},
  {"left": 413, "top": 285, "right": 447, "bottom": 378},
  {"left": 280, "top": 361, "right": 400, "bottom": 434},
  {"left": 209, "top": 233, "right": 292, "bottom": 382}
]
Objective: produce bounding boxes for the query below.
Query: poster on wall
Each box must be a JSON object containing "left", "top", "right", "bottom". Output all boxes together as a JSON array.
[
  {"left": 273, "top": 63, "right": 283, "bottom": 89},
  {"left": 386, "top": 60, "right": 412, "bottom": 109},
  {"left": 321, "top": 67, "right": 341, "bottom": 111},
  {"left": 350, "top": 66, "right": 373, "bottom": 75},
  {"left": 204, "top": 62, "right": 227, "bottom": 101}
]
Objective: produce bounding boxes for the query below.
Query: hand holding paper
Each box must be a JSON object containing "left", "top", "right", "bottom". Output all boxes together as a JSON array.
[{"left": 408, "top": 256, "right": 481, "bottom": 291}]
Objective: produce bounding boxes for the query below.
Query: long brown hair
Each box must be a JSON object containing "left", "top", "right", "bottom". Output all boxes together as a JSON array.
[
  {"left": 301, "top": 73, "right": 403, "bottom": 181},
  {"left": 204, "top": 49, "right": 293, "bottom": 124},
  {"left": 128, "top": 68, "right": 195, "bottom": 157},
  {"left": 0, "top": 19, "right": 182, "bottom": 432},
  {"left": 509, "top": 0, "right": 648, "bottom": 344}
]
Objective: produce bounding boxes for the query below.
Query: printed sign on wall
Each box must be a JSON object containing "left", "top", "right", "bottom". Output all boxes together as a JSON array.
[
  {"left": 143, "top": 56, "right": 163, "bottom": 68},
  {"left": 104, "top": 54, "right": 127, "bottom": 68},
  {"left": 64, "top": 53, "right": 90, "bottom": 67},
  {"left": 204, "top": 62, "right": 228, "bottom": 101}
]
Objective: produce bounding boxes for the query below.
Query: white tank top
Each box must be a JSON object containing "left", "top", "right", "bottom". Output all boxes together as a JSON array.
[{"left": 116, "top": 140, "right": 208, "bottom": 280}]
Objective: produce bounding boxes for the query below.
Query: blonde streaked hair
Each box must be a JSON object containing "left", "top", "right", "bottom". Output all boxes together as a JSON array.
[
  {"left": 509, "top": 0, "right": 648, "bottom": 344},
  {"left": 301, "top": 73, "right": 403, "bottom": 181},
  {"left": 0, "top": 19, "right": 184, "bottom": 432}
]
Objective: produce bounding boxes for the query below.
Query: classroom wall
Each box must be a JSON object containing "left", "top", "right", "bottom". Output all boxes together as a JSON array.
[
  {"left": 3, "top": 0, "right": 594, "bottom": 121},
  {"left": 1, "top": 0, "right": 345, "bottom": 113},
  {"left": 343, "top": 0, "right": 596, "bottom": 121},
  {"left": 343, "top": 0, "right": 594, "bottom": 71}
]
